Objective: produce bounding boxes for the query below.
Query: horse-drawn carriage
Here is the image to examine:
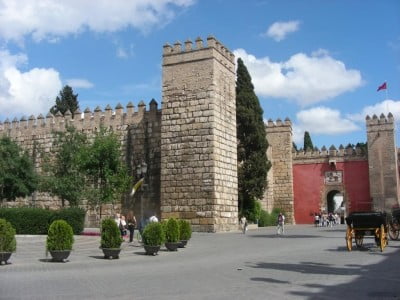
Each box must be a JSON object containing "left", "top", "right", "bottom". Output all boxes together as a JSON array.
[
  {"left": 345, "top": 212, "right": 388, "bottom": 252},
  {"left": 389, "top": 208, "right": 400, "bottom": 240}
]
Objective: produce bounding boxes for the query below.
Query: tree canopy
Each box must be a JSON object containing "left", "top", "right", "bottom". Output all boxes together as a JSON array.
[
  {"left": 79, "top": 128, "right": 131, "bottom": 216},
  {"left": 303, "top": 131, "right": 314, "bottom": 151},
  {"left": 40, "top": 127, "right": 87, "bottom": 207},
  {"left": 50, "top": 85, "right": 79, "bottom": 117},
  {"left": 236, "top": 58, "right": 271, "bottom": 220},
  {"left": 0, "top": 136, "right": 38, "bottom": 201}
]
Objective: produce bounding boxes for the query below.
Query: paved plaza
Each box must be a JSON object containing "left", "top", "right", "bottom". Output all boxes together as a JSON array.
[{"left": 1, "top": 224, "right": 399, "bottom": 300}]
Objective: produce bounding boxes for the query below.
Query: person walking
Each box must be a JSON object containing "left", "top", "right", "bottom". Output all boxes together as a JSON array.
[
  {"left": 240, "top": 215, "right": 248, "bottom": 234},
  {"left": 119, "top": 215, "right": 127, "bottom": 238},
  {"left": 126, "top": 211, "right": 137, "bottom": 243},
  {"left": 277, "top": 212, "right": 285, "bottom": 235}
]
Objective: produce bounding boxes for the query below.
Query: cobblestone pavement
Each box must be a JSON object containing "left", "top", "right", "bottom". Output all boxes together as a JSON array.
[{"left": 1, "top": 225, "right": 399, "bottom": 300}]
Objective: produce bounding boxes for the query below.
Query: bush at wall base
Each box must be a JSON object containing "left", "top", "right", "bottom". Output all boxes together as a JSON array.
[
  {"left": 142, "top": 222, "right": 165, "bottom": 256},
  {"left": 0, "top": 218, "right": 17, "bottom": 265},
  {"left": 46, "top": 220, "right": 74, "bottom": 262},
  {"left": 178, "top": 219, "right": 192, "bottom": 248},
  {"left": 164, "top": 218, "right": 180, "bottom": 251},
  {"left": 100, "top": 218, "right": 123, "bottom": 259}
]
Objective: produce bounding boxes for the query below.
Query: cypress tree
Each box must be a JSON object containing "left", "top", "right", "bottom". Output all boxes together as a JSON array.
[
  {"left": 50, "top": 85, "right": 79, "bottom": 117},
  {"left": 236, "top": 58, "right": 271, "bottom": 220},
  {"left": 303, "top": 131, "right": 314, "bottom": 151}
]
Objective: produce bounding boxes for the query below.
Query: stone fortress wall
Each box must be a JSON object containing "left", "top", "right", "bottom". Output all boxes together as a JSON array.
[
  {"left": 0, "top": 101, "right": 163, "bottom": 226},
  {"left": 0, "top": 36, "right": 238, "bottom": 232}
]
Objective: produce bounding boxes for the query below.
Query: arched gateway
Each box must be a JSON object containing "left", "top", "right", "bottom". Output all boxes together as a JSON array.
[{"left": 263, "top": 113, "right": 400, "bottom": 224}]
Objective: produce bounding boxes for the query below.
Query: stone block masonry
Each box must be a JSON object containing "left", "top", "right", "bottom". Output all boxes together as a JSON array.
[
  {"left": 264, "top": 118, "right": 294, "bottom": 223},
  {"left": 0, "top": 102, "right": 162, "bottom": 227},
  {"left": 161, "top": 36, "right": 238, "bottom": 232},
  {"left": 366, "top": 113, "right": 400, "bottom": 212}
]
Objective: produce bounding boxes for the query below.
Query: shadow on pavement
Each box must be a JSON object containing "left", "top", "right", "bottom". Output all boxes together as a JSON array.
[
  {"left": 248, "top": 261, "right": 359, "bottom": 275},
  {"left": 251, "top": 277, "right": 291, "bottom": 284},
  {"left": 249, "top": 234, "right": 322, "bottom": 239},
  {"left": 249, "top": 247, "right": 400, "bottom": 299}
]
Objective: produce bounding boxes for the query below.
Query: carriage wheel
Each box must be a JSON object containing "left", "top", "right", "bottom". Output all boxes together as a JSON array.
[
  {"left": 379, "top": 225, "right": 387, "bottom": 252},
  {"left": 389, "top": 221, "right": 400, "bottom": 240},
  {"left": 346, "top": 227, "right": 353, "bottom": 251},
  {"left": 355, "top": 233, "right": 364, "bottom": 248}
]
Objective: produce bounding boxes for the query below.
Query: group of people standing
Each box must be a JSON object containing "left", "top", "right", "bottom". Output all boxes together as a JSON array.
[
  {"left": 314, "top": 212, "right": 340, "bottom": 227},
  {"left": 114, "top": 211, "right": 159, "bottom": 243},
  {"left": 114, "top": 211, "right": 137, "bottom": 243}
]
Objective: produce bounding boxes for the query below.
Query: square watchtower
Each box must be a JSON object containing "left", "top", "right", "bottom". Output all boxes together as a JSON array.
[{"left": 160, "top": 36, "right": 238, "bottom": 232}]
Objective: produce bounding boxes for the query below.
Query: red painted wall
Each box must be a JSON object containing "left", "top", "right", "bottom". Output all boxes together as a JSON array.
[{"left": 293, "top": 161, "right": 371, "bottom": 224}]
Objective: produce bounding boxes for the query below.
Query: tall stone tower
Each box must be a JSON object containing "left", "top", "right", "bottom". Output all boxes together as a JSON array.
[
  {"left": 263, "top": 118, "right": 295, "bottom": 223},
  {"left": 366, "top": 113, "right": 400, "bottom": 212},
  {"left": 160, "top": 36, "right": 238, "bottom": 232}
]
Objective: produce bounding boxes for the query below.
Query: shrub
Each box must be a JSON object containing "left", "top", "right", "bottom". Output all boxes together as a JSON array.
[
  {"left": 165, "top": 218, "right": 180, "bottom": 243},
  {"left": 258, "top": 208, "right": 283, "bottom": 227},
  {"left": 142, "top": 222, "right": 165, "bottom": 246},
  {"left": 46, "top": 220, "right": 74, "bottom": 251},
  {"left": 258, "top": 210, "right": 269, "bottom": 227},
  {"left": 178, "top": 219, "right": 192, "bottom": 240},
  {"left": 100, "top": 218, "right": 123, "bottom": 249},
  {"left": 0, "top": 218, "right": 16, "bottom": 252},
  {"left": 51, "top": 207, "right": 86, "bottom": 234},
  {"left": 0, "top": 207, "right": 85, "bottom": 235}
]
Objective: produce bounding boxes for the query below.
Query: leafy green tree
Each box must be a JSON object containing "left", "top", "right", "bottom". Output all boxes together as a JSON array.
[
  {"left": 236, "top": 58, "right": 271, "bottom": 221},
  {"left": 0, "top": 136, "right": 38, "bottom": 201},
  {"left": 303, "top": 131, "right": 314, "bottom": 151},
  {"left": 50, "top": 85, "right": 79, "bottom": 117},
  {"left": 40, "top": 127, "right": 87, "bottom": 207},
  {"left": 79, "top": 128, "right": 131, "bottom": 217}
]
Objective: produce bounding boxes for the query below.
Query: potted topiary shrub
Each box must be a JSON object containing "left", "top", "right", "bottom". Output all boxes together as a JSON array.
[
  {"left": 164, "top": 218, "right": 180, "bottom": 251},
  {"left": 100, "top": 218, "right": 123, "bottom": 259},
  {"left": 142, "top": 222, "right": 165, "bottom": 255},
  {"left": 178, "top": 219, "right": 192, "bottom": 248},
  {"left": 0, "top": 218, "right": 17, "bottom": 265},
  {"left": 46, "top": 219, "right": 74, "bottom": 262}
]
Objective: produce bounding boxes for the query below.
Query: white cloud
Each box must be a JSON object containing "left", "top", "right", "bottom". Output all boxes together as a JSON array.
[
  {"left": 65, "top": 78, "right": 94, "bottom": 89},
  {"left": 348, "top": 99, "right": 400, "bottom": 122},
  {"left": 0, "top": 50, "right": 62, "bottom": 118},
  {"left": 292, "top": 106, "right": 360, "bottom": 144},
  {"left": 234, "top": 48, "right": 363, "bottom": 106},
  {"left": 0, "top": 0, "right": 195, "bottom": 43},
  {"left": 264, "top": 21, "right": 300, "bottom": 41}
]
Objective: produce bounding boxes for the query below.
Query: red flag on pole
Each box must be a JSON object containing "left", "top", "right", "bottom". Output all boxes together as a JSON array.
[{"left": 377, "top": 82, "right": 387, "bottom": 91}]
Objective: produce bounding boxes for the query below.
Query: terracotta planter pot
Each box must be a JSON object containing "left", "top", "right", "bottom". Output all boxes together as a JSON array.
[
  {"left": 0, "top": 252, "right": 12, "bottom": 265},
  {"left": 144, "top": 245, "right": 161, "bottom": 256},
  {"left": 49, "top": 250, "right": 71, "bottom": 262},
  {"left": 102, "top": 248, "right": 121, "bottom": 259}
]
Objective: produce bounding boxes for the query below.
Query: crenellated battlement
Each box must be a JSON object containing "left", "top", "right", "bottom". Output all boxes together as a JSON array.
[
  {"left": 366, "top": 112, "right": 394, "bottom": 133},
  {"left": 0, "top": 100, "right": 160, "bottom": 135},
  {"left": 292, "top": 144, "right": 367, "bottom": 164},
  {"left": 162, "top": 36, "right": 235, "bottom": 73},
  {"left": 265, "top": 117, "right": 292, "bottom": 132},
  {"left": 163, "top": 35, "right": 234, "bottom": 63}
]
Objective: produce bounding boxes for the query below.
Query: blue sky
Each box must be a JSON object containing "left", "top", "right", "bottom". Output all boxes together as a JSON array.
[{"left": 0, "top": 0, "right": 399, "bottom": 148}]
